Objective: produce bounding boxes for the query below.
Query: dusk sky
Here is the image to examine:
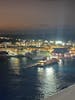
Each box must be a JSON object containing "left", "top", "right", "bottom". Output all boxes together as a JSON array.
[{"left": 0, "top": 0, "right": 75, "bottom": 31}]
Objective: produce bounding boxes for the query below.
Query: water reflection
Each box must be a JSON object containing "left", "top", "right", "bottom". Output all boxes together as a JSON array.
[
  {"left": 58, "top": 59, "right": 64, "bottom": 66},
  {"left": 0, "top": 57, "right": 75, "bottom": 100},
  {"left": 37, "top": 67, "right": 44, "bottom": 75},
  {"left": 37, "top": 67, "right": 57, "bottom": 99},
  {"left": 9, "top": 58, "right": 20, "bottom": 75}
]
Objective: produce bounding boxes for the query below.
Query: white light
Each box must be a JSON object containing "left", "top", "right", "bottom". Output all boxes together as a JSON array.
[
  {"left": 44, "top": 40, "right": 48, "bottom": 43},
  {"left": 62, "top": 43, "right": 65, "bottom": 46},
  {"left": 37, "top": 67, "right": 44, "bottom": 75},
  {"left": 45, "top": 67, "right": 54, "bottom": 75},
  {"left": 50, "top": 41, "right": 54, "bottom": 43},
  {"left": 55, "top": 41, "right": 63, "bottom": 45},
  {"left": 32, "top": 40, "right": 34, "bottom": 41},
  {"left": 58, "top": 59, "right": 63, "bottom": 66}
]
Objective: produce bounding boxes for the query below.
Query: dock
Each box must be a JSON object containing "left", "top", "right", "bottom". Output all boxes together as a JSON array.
[{"left": 45, "top": 84, "right": 75, "bottom": 100}]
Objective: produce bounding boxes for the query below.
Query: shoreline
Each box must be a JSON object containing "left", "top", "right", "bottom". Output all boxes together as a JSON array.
[{"left": 45, "top": 84, "right": 75, "bottom": 100}]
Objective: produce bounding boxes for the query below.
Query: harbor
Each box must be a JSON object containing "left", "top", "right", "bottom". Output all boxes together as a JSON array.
[
  {"left": 0, "top": 54, "right": 75, "bottom": 100},
  {"left": 0, "top": 38, "right": 75, "bottom": 100},
  {"left": 0, "top": 0, "right": 75, "bottom": 99}
]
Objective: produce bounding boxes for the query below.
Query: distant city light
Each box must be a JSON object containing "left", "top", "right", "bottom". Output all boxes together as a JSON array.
[
  {"left": 32, "top": 40, "right": 35, "bottom": 41},
  {"left": 50, "top": 41, "right": 54, "bottom": 43},
  {"left": 44, "top": 40, "right": 48, "bottom": 43},
  {"left": 55, "top": 41, "right": 63, "bottom": 45}
]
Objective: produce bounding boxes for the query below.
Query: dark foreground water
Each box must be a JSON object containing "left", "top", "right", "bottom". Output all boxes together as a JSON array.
[{"left": 0, "top": 57, "right": 75, "bottom": 100}]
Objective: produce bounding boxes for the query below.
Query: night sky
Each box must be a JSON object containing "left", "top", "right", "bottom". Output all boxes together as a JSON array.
[
  {"left": 0, "top": 0, "right": 75, "bottom": 30},
  {"left": 0, "top": 0, "right": 75, "bottom": 40}
]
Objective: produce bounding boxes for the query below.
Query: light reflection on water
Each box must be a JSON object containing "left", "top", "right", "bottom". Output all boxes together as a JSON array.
[
  {"left": 37, "top": 67, "right": 57, "bottom": 99},
  {"left": 0, "top": 57, "right": 75, "bottom": 100},
  {"left": 9, "top": 58, "right": 20, "bottom": 75}
]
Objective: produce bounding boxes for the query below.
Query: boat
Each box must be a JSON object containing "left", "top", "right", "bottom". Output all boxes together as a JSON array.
[{"left": 36, "top": 58, "right": 59, "bottom": 67}]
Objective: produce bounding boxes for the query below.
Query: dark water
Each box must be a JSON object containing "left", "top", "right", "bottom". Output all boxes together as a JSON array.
[{"left": 0, "top": 58, "right": 75, "bottom": 100}]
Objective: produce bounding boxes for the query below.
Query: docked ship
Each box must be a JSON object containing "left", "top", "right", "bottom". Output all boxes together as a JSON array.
[{"left": 36, "top": 58, "right": 58, "bottom": 67}]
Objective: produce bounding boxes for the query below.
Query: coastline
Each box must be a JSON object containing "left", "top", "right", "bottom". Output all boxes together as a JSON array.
[{"left": 45, "top": 84, "right": 75, "bottom": 100}]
